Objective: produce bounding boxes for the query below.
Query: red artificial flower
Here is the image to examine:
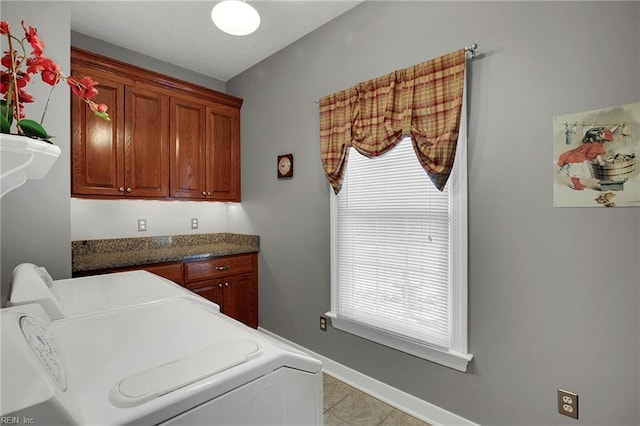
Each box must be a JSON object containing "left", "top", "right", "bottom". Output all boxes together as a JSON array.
[
  {"left": 26, "top": 56, "right": 60, "bottom": 86},
  {"left": 1, "top": 70, "right": 29, "bottom": 93},
  {"left": 7, "top": 88, "right": 33, "bottom": 104},
  {"left": 18, "top": 89, "right": 33, "bottom": 103},
  {"left": 80, "top": 76, "right": 98, "bottom": 99},
  {"left": 41, "top": 69, "right": 58, "bottom": 85},
  {"left": 17, "top": 70, "right": 30, "bottom": 84},
  {"left": 2, "top": 51, "right": 13, "bottom": 69},
  {"left": 87, "top": 100, "right": 108, "bottom": 113},
  {"left": 15, "top": 106, "right": 25, "bottom": 119},
  {"left": 21, "top": 20, "right": 44, "bottom": 56},
  {"left": 67, "top": 75, "right": 99, "bottom": 100},
  {"left": 26, "top": 56, "right": 57, "bottom": 74},
  {"left": 1, "top": 19, "right": 109, "bottom": 137},
  {"left": 66, "top": 76, "right": 81, "bottom": 96}
]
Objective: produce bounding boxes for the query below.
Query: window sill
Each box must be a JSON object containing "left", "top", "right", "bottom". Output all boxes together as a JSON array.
[{"left": 326, "top": 313, "right": 473, "bottom": 373}]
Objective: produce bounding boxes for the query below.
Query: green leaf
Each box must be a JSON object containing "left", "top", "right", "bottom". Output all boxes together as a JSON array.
[
  {"left": 1, "top": 113, "right": 10, "bottom": 133},
  {"left": 93, "top": 111, "right": 110, "bottom": 121},
  {"left": 0, "top": 100, "right": 13, "bottom": 130},
  {"left": 17, "top": 119, "right": 50, "bottom": 140}
]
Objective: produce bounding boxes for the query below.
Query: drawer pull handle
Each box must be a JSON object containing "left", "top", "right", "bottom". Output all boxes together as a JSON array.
[
  {"left": 216, "top": 265, "right": 230, "bottom": 271},
  {"left": 194, "top": 285, "right": 217, "bottom": 292}
]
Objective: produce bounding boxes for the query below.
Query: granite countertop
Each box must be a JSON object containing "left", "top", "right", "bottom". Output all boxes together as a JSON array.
[{"left": 72, "top": 233, "right": 259, "bottom": 273}]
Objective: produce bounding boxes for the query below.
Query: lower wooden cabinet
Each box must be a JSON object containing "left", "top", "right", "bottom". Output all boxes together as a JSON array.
[
  {"left": 185, "top": 273, "right": 257, "bottom": 328},
  {"left": 77, "top": 253, "right": 258, "bottom": 328},
  {"left": 183, "top": 253, "right": 258, "bottom": 328}
]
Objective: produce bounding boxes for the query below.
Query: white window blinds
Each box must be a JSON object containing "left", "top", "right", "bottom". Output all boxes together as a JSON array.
[{"left": 328, "top": 137, "right": 472, "bottom": 371}]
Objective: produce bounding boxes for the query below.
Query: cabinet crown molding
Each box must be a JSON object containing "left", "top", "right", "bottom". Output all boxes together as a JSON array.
[{"left": 71, "top": 47, "right": 243, "bottom": 109}]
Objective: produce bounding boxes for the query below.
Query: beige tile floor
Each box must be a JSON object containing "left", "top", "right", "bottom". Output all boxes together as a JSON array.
[{"left": 323, "top": 373, "right": 431, "bottom": 426}]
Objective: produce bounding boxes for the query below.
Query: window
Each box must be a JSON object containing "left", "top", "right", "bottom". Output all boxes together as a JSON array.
[{"left": 328, "top": 136, "right": 472, "bottom": 372}]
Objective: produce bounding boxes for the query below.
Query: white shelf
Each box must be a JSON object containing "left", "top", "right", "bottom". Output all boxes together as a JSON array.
[{"left": 1, "top": 134, "right": 61, "bottom": 198}]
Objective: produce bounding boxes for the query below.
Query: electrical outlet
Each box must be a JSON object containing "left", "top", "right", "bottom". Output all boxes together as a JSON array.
[
  {"left": 137, "top": 218, "right": 147, "bottom": 232},
  {"left": 319, "top": 316, "right": 327, "bottom": 332},
  {"left": 558, "top": 389, "right": 578, "bottom": 419},
  {"left": 191, "top": 218, "right": 198, "bottom": 229}
]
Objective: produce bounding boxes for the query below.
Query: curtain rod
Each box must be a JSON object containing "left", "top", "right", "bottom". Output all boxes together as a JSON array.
[{"left": 315, "top": 43, "right": 478, "bottom": 104}]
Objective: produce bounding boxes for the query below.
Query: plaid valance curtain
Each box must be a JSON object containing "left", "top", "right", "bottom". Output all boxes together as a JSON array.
[{"left": 319, "top": 49, "right": 466, "bottom": 194}]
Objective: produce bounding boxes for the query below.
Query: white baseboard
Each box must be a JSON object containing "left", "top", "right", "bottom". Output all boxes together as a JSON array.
[{"left": 258, "top": 327, "right": 479, "bottom": 426}]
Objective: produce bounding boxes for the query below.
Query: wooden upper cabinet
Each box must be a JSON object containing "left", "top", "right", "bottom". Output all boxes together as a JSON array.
[
  {"left": 170, "top": 98, "right": 240, "bottom": 201},
  {"left": 170, "top": 97, "right": 207, "bottom": 198},
  {"left": 207, "top": 104, "right": 240, "bottom": 201},
  {"left": 71, "top": 67, "right": 125, "bottom": 196},
  {"left": 71, "top": 47, "right": 242, "bottom": 201},
  {"left": 125, "top": 86, "right": 169, "bottom": 197},
  {"left": 72, "top": 75, "right": 169, "bottom": 198}
]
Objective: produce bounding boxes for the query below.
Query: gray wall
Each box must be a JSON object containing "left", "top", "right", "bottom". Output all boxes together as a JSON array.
[
  {"left": 226, "top": 2, "right": 640, "bottom": 425},
  {"left": 1, "top": 2, "right": 72, "bottom": 306}
]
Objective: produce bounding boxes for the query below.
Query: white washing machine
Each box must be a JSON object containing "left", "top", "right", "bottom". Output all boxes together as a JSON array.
[
  {"left": 8, "top": 263, "right": 212, "bottom": 319},
  {"left": 1, "top": 268, "right": 323, "bottom": 425}
]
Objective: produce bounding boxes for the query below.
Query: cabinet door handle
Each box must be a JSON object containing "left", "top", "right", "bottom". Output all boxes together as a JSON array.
[
  {"left": 207, "top": 192, "right": 211, "bottom": 196},
  {"left": 218, "top": 283, "right": 223, "bottom": 288},
  {"left": 224, "top": 282, "right": 229, "bottom": 287},
  {"left": 202, "top": 191, "right": 207, "bottom": 196},
  {"left": 126, "top": 187, "right": 132, "bottom": 193},
  {"left": 216, "top": 265, "right": 230, "bottom": 271},
  {"left": 119, "top": 187, "right": 125, "bottom": 192}
]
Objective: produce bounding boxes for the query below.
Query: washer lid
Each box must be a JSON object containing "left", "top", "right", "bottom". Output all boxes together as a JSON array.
[{"left": 109, "top": 339, "right": 261, "bottom": 407}]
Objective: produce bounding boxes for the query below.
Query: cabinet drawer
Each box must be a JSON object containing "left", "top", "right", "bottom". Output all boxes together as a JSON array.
[
  {"left": 185, "top": 254, "right": 254, "bottom": 282},
  {"left": 112, "top": 262, "right": 184, "bottom": 285},
  {"left": 141, "top": 263, "right": 184, "bottom": 284}
]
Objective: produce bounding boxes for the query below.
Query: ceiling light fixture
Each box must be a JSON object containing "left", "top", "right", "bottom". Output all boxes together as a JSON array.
[{"left": 211, "top": 0, "right": 260, "bottom": 36}]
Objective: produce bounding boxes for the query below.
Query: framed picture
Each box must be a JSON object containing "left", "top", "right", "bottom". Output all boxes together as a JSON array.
[{"left": 553, "top": 103, "right": 639, "bottom": 207}]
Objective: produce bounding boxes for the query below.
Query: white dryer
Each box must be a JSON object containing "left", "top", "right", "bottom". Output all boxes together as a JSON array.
[
  {"left": 1, "top": 299, "right": 323, "bottom": 425},
  {"left": 1, "top": 265, "right": 323, "bottom": 425},
  {"left": 8, "top": 263, "right": 211, "bottom": 319}
]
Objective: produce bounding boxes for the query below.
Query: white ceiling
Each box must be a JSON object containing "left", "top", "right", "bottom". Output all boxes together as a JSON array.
[{"left": 70, "top": 1, "right": 363, "bottom": 82}]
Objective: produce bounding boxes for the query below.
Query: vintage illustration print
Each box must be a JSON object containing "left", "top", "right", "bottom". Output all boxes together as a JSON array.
[{"left": 553, "top": 102, "right": 639, "bottom": 207}]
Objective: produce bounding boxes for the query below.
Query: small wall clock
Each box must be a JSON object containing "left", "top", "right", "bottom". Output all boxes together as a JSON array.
[{"left": 277, "top": 154, "right": 293, "bottom": 179}]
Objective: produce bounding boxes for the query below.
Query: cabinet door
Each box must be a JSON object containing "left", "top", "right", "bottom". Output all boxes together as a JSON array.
[
  {"left": 71, "top": 68, "right": 125, "bottom": 196},
  {"left": 185, "top": 281, "right": 223, "bottom": 308},
  {"left": 222, "top": 273, "right": 257, "bottom": 328},
  {"left": 206, "top": 105, "right": 240, "bottom": 201},
  {"left": 170, "top": 97, "right": 207, "bottom": 198},
  {"left": 125, "top": 86, "right": 169, "bottom": 197}
]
